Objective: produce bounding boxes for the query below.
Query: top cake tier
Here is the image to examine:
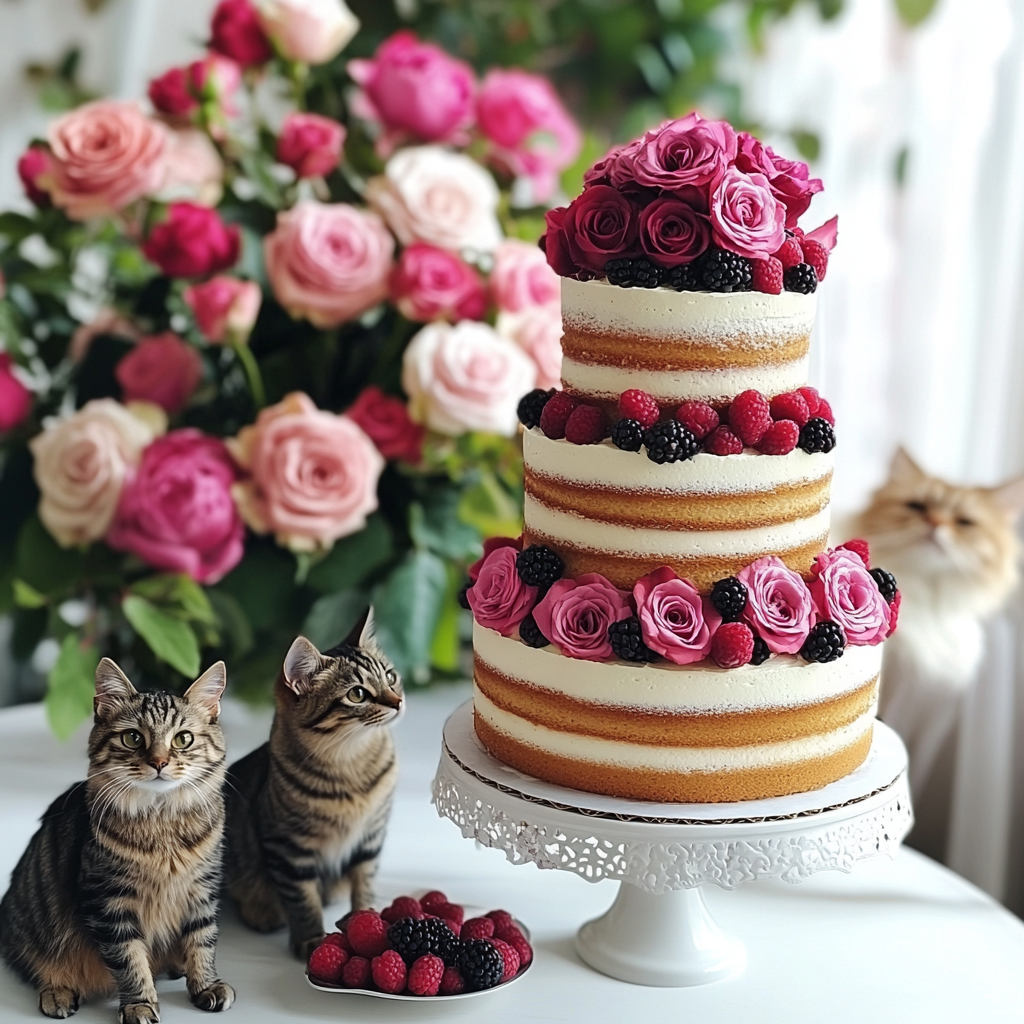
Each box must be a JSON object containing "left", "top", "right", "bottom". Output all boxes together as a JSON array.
[{"left": 560, "top": 278, "right": 816, "bottom": 405}]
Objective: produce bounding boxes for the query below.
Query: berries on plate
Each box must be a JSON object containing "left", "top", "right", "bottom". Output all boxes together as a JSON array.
[
  {"left": 516, "top": 544, "right": 564, "bottom": 589},
  {"left": 618, "top": 389, "right": 660, "bottom": 429},
  {"left": 751, "top": 256, "right": 783, "bottom": 295},
  {"left": 517, "top": 388, "right": 555, "bottom": 430},
  {"left": 387, "top": 916, "right": 459, "bottom": 966},
  {"left": 801, "top": 621, "right": 846, "bottom": 663},
  {"left": 487, "top": 938, "right": 521, "bottom": 982},
  {"left": 703, "top": 425, "right": 744, "bottom": 455},
  {"left": 462, "top": 917, "right": 495, "bottom": 941},
  {"left": 438, "top": 966, "right": 466, "bottom": 995},
  {"left": 459, "top": 939, "right": 505, "bottom": 992},
  {"left": 675, "top": 400, "right": 719, "bottom": 440},
  {"left": 711, "top": 621, "right": 755, "bottom": 668},
  {"left": 419, "top": 891, "right": 448, "bottom": 911},
  {"left": 727, "top": 390, "right": 771, "bottom": 447},
  {"left": 798, "top": 417, "right": 836, "bottom": 454},
  {"left": 342, "top": 956, "right": 371, "bottom": 988},
  {"left": 709, "top": 577, "right": 747, "bottom": 622},
  {"left": 407, "top": 954, "right": 445, "bottom": 997},
  {"left": 309, "top": 942, "right": 348, "bottom": 984},
  {"left": 539, "top": 391, "right": 579, "bottom": 439},
  {"left": 347, "top": 910, "right": 389, "bottom": 958},
  {"left": 564, "top": 404, "right": 608, "bottom": 445},
  {"left": 643, "top": 420, "right": 699, "bottom": 464},
  {"left": 769, "top": 391, "right": 810, "bottom": 427},
  {"left": 371, "top": 950, "right": 407, "bottom": 994},
  {"left": 611, "top": 417, "right": 645, "bottom": 452},
  {"left": 758, "top": 419, "right": 800, "bottom": 455},
  {"left": 381, "top": 896, "right": 423, "bottom": 923}
]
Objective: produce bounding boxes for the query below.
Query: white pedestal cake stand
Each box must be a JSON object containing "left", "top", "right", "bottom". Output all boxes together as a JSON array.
[{"left": 432, "top": 702, "right": 913, "bottom": 988}]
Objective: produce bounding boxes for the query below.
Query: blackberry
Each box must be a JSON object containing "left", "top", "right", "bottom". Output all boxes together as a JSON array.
[
  {"left": 642, "top": 420, "right": 700, "bottom": 464},
  {"left": 611, "top": 417, "right": 645, "bottom": 452},
  {"left": 516, "top": 544, "right": 564, "bottom": 589},
  {"left": 387, "top": 917, "right": 459, "bottom": 966},
  {"left": 632, "top": 258, "right": 664, "bottom": 288},
  {"left": 665, "top": 261, "right": 702, "bottom": 291},
  {"left": 700, "top": 248, "right": 752, "bottom": 292},
  {"left": 519, "top": 614, "right": 549, "bottom": 648},
  {"left": 870, "top": 567, "right": 898, "bottom": 604},
  {"left": 605, "top": 258, "right": 636, "bottom": 286},
  {"left": 801, "top": 621, "right": 846, "bottom": 663},
  {"left": 458, "top": 939, "right": 505, "bottom": 992},
  {"left": 608, "top": 616, "right": 659, "bottom": 662},
  {"left": 798, "top": 417, "right": 836, "bottom": 454},
  {"left": 750, "top": 636, "right": 771, "bottom": 665},
  {"left": 457, "top": 583, "right": 472, "bottom": 610},
  {"left": 517, "top": 388, "right": 555, "bottom": 430},
  {"left": 710, "top": 577, "right": 747, "bottom": 622},
  {"left": 784, "top": 262, "right": 818, "bottom": 294}
]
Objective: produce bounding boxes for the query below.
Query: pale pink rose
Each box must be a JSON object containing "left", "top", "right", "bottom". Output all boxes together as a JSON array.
[
  {"left": 390, "top": 243, "right": 488, "bottom": 323},
  {"left": 632, "top": 113, "right": 737, "bottom": 191},
  {"left": 634, "top": 566, "right": 720, "bottom": 665},
  {"left": 490, "top": 239, "right": 560, "bottom": 312},
  {"left": 228, "top": 391, "right": 384, "bottom": 552},
  {"left": 366, "top": 146, "right": 502, "bottom": 254},
  {"left": 276, "top": 112, "right": 345, "bottom": 179},
  {"left": 738, "top": 555, "right": 815, "bottom": 655},
  {"left": 255, "top": 0, "right": 359, "bottom": 64},
  {"left": 402, "top": 320, "right": 537, "bottom": 437},
  {"left": 0, "top": 353, "right": 31, "bottom": 432},
  {"left": 264, "top": 201, "right": 393, "bottom": 328},
  {"left": 69, "top": 309, "right": 138, "bottom": 363},
  {"left": 116, "top": 333, "right": 203, "bottom": 414},
  {"left": 44, "top": 101, "right": 168, "bottom": 221},
  {"left": 29, "top": 399, "right": 157, "bottom": 546},
  {"left": 184, "top": 276, "right": 262, "bottom": 344},
  {"left": 155, "top": 128, "right": 224, "bottom": 206},
  {"left": 809, "top": 548, "right": 891, "bottom": 646},
  {"left": 710, "top": 168, "right": 785, "bottom": 259},
  {"left": 495, "top": 305, "right": 563, "bottom": 392},
  {"left": 532, "top": 573, "right": 631, "bottom": 660},
  {"left": 467, "top": 546, "right": 539, "bottom": 637}
]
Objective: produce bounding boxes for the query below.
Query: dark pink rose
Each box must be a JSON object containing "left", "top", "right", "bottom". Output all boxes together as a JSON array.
[
  {"left": 583, "top": 137, "right": 645, "bottom": 190},
  {"left": 532, "top": 573, "right": 631, "bottom": 660},
  {"left": 276, "top": 112, "right": 345, "bottom": 179},
  {"left": 183, "top": 276, "right": 261, "bottom": 344},
  {"left": 390, "top": 243, "right": 487, "bottom": 323},
  {"left": 346, "top": 385, "right": 425, "bottom": 463},
  {"left": 735, "top": 132, "right": 823, "bottom": 229},
  {"left": 188, "top": 55, "right": 241, "bottom": 116},
  {"left": 634, "top": 566, "right": 720, "bottom": 665},
  {"left": 17, "top": 146, "right": 52, "bottom": 209},
  {"left": 541, "top": 205, "right": 577, "bottom": 278},
  {"left": 148, "top": 67, "right": 198, "bottom": 118},
  {"left": 805, "top": 215, "right": 838, "bottom": 253},
  {"left": 143, "top": 202, "right": 240, "bottom": 278},
  {"left": 106, "top": 429, "right": 244, "bottom": 584},
  {"left": 709, "top": 168, "right": 785, "bottom": 260},
  {"left": 887, "top": 590, "right": 901, "bottom": 637},
  {"left": 116, "top": 332, "right": 203, "bottom": 413},
  {"left": 809, "top": 548, "right": 891, "bottom": 646},
  {"left": 738, "top": 555, "right": 815, "bottom": 655},
  {"left": 551, "top": 186, "right": 642, "bottom": 275},
  {"left": 632, "top": 113, "right": 737, "bottom": 191},
  {"left": 468, "top": 535, "right": 522, "bottom": 583},
  {"left": 0, "top": 353, "right": 32, "bottom": 432},
  {"left": 639, "top": 197, "right": 711, "bottom": 267},
  {"left": 467, "top": 545, "right": 539, "bottom": 637},
  {"left": 209, "top": 0, "right": 274, "bottom": 67}
]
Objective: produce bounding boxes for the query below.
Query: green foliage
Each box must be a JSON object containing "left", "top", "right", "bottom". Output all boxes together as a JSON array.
[
  {"left": 122, "top": 595, "right": 201, "bottom": 679},
  {"left": 894, "top": 0, "right": 939, "bottom": 26},
  {"left": 45, "top": 634, "right": 99, "bottom": 741},
  {"left": 307, "top": 514, "right": 394, "bottom": 592}
]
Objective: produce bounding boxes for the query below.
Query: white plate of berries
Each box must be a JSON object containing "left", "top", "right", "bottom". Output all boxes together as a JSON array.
[{"left": 306, "top": 890, "right": 533, "bottom": 1000}]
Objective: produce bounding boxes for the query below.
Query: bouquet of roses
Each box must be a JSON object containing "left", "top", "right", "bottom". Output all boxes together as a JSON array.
[{"left": 0, "top": 0, "right": 581, "bottom": 735}]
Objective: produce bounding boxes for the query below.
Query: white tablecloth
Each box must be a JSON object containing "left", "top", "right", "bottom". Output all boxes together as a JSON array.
[{"left": 0, "top": 684, "right": 1023, "bottom": 1024}]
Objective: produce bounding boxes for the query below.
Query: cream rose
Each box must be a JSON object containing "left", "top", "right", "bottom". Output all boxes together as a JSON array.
[
  {"left": 29, "top": 399, "right": 159, "bottom": 546},
  {"left": 402, "top": 320, "right": 537, "bottom": 437},
  {"left": 496, "top": 304, "right": 563, "bottom": 391},
  {"left": 255, "top": 0, "right": 359, "bottom": 65},
  {"left": 154, "top": 128, "right": 224, "bottom": 206},
  {"left": 366, "top": 146, "right": 502, "bottom": 255}
]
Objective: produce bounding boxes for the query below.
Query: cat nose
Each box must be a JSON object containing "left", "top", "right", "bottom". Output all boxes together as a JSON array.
[
  {"left": 149, "top": 754, "right": 169, "bottom": 773},
  {"left": 926, "top": 510, "right": 950, "bottom": 528}
]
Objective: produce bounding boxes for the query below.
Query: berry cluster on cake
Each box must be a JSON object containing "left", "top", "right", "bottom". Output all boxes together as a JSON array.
[{"left": 463, "top": 113, "right": 899, "bottom": 804}]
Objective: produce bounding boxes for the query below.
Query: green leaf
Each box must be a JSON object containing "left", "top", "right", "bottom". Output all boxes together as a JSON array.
[
  {"left": 14, "top": 515, "right": 84, "bottom": 597},
  {"left": 216, "top": 545, "right": 297, "bottom": 631},
  {"left": 122, "top": 595, "right": 200, "bottom": 678},
  {"left": 894, "top": 0, "right": 938, "bottom": 26},
  {"left": 430, "top": 567, "right": 463, "bottom": 674},
  {"left": 45, "top": 634, "right": 99, "bottom": 741},
  {"left": 13, "top": 579, "right": 47, "bottom": 608},
  {"left": 302, "top": 589, "right": 368, "bottom": 652},
  {"left": 307, "top": 514, "right": 394, "bottom": 593},
  {"left": 206, "top": 589, "right": 254, "bottom": 659},
  {"left": 457, "top": 473, "right": 523, "bottom": 542},
  {"left": 130, "top": 574, "right": 216, "bottom": 624},
  {"left": 789, "top": 129, "right": 820, "bottom": 163},
  {"left": 409, "top": 490, "right": 482, "bottom": 562}
]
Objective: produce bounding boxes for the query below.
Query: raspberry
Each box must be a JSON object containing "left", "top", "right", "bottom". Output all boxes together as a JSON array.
[
  {"left": 675, "top": 400, "right": 719, "bottom": 440},
  {"left": 503, "top": 929, "right": 533, "bottom": 967},
  {"left": 801, "top": 238, "right": 829, "bottom": 280},
  {"left": 815, "top": 397, "right": 834, "bottom": 425},
  {"left": 839, "top": 539, "right": 871, "bottom": 567},
  {"left": 539, "top": 392, "right": 579, "bottom": 439},
  {"left": 799, "top": 417, "right": 836, "bottom": 454},
  {"left": 381, "top": 896, "right": 423, "bottom": 924},
  {"left": 433, "top": 902, "right": 464, "bottom": 926},
  {"left": 458, "top": 939, "right": 504, "bottom": 991},
  {"left": 801, "top": 621, "right": 845, "bottom": 663},
  {"left": 871, "top": 567, "right": 898, "bottom": 604},
  {"left": 750, "top": 636, "right": 771, "bottom": 665},
  {"left": 308, "top": 942, "right": 348, "bottom": 984},
  {"left": 608, "top": 616, "right": 658, "bottom": 662},
  {"left": 797, "top": 386, "right": 822, "bottom": 416},
  {"left": 346, "top": 910, "right": 389, "bottom": 958},
  {"left": 618, "top": 389, "right": 660, "bottom": 429},
  {"left": 769, "top": 391, "right": 810, "bottom": 427},
  {"left": 610, "top": 418, "right": 644, "bottom": 452},
  {"left": 564, "top": 404, "right": 608, "bottom": 444},
  {"left": 727, "top": 390, "right": 771, "bottom": 446},
  {"left": 519, "top": 614, "right": 549, "bottom": 648},
  {"left": 643, "top": 420, "right": 699, "bottom": 464},
  {"left": 487, "top": 938, "right": 521, "bottom": 982},
  {"left": 323, "top": 932, "right": 352, "bottom": 952},
  {"left": 711, "top": 621, "right": 755, "bottom": 668},
  {"left": 518, "top": 388, "right": 555, "bottom": 429},
  {"left": 709, "top": 577, "right": 747, "bottom": 621},
  {"left": 461, "top": 917, "right": 495, "bottom": 940},
  {"left": 486, "top": 910, "right": 515, "bottom": 929},
  {"left": 751, "top": 256, "right": 783, "bottom": 295},
  {"left": 341, "top": 956, "right": 371, "bottom": 988},
  {"left": 703, "top": 425, "right": 744, "bottom": 455},
  {"left": 492, "top": 920, "right": 523, "bottom": 943},
  {"left": 758, "top": 419, "right": 800, "bottom": 455},
  {"left": 774, "top": 237, "right": 804, "bottom": 269},
  {"left": 439, "top": 966, "right": 465, "bottom": 995},
  {"left": 407, "top": 954, "right": 445, "bottom": 996},
  {"left": 371, "top": 950, "right": 407, "bottom": 994},
  {"left": 784, "top": 262, "right": 817, "bottom": 293}
]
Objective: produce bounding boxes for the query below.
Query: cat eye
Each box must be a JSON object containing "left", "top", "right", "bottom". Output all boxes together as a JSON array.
[
  {"left": 172, "top": 731, "right": 194, "bottom": 750},
  {"left": 906, "top": 501, "right": 928, "bottom": 513},
  {"left": 386, "top": 670, "right": 397, "bottom": 685},
  {"left": 347, "top": 686, "right": 368, "bottom": 703},
  {"left": 121, "top": 729, "right": 143, "bottom": 750},
  {"left": 957, "top": 517, "right": 975, "bottom": 527}
]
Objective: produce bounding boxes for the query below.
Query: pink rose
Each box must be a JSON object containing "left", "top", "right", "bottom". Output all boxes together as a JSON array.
[
  {"left": 390, "top": 243, "right": 487, "bottom": 323},
  {"left": 639, "top": 197, "right": 711, "bottom": 267},
  {"left": 710, "top": 169, "right": 785, "bottom": 260},
  {"left": 348, "top": 31, "right": 475, "bottom": 149},
  {"left": 264, "top": 201, "right": 393, "bottom": 328},
  {"left": 346, "top": 386, "right": 425, "bottom": 463},
  {"left": 467, "top": 546, "right": 539, "bottom": 637},
  {"left": 549, "top": 185, "right": 642, "bottom": 275},
  {"left": 583, "top": 137, "right": 645, "bottom": 190},
  {"left": 276, "top": 112, "right": 345, "bottom": 179},
  {"left": 632, "top": 113, "right": 737, "bottom": 191},
  {"left": 228, "top": 391, "right": 384, "bottom": 552},
  {"left": 496, "top": 304, "right": 563, "bottom": 391},
  {"left": 255, "top": 0, "right": 360, "bottom": 65},
  {"left": 143, "top": 202, "right": 240, "bottom": 278},
  {"left": 184, "top": 276, "right": 262, "bottom": 344},
  {"left": 188, "top": 55, "right": 242, "bottom": 116},
  {"left": 210, "top": 0, "right": 274, "bottom": 67},
  {"left": 468, "top": 535, "right": 521, "bottom": 582},
  {"left": 805, "top": 215, "right": 838, "bottom": 252},
  {"left": 106, "top": 430, "right": 244, "bottom": 584},
  {"left": 45, "top": 100, "right": 167, "bottom": 221},
  {"left": 116, "top": 333, "right": 203, "bottom": 414},
  {"left": 476, "top": 69, "right": 581, "bottom": 204},
  {"left": 0, "top": 353, "right": 32, "bottom": 432},
  {"left": 17, "top": 146, "right": 52, "bottom": 208},
  {"left": 736, "top": 133, "right": 823, "bottom": 229},
  {"left": 532, "top": 573, "right": 631, "bottom": 660},
  {"left": 809, "top": 548, "right": 891, "bottom": 646},
  {"left": 540, "top": 206, "right": 576, "bottom": 278},
  {"left": 738, "top": 555, "right": 815, "bottom": 655},
  {"left": 148, "top": 67, "right": 198, "bottom": 118},
  {"left": 156, "top": 129, "right": 224, "bottom": 206},
  {"left": 634, "top": 566, "right": 720, "bottom": 665},
  {"left": 490, "top": 240, "right": 560, "bottom": 312}
]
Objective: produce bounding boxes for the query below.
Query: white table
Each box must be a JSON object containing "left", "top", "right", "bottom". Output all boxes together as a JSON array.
[{"left": 1, "top": 684, "right": 1023, "bottom": 1023}]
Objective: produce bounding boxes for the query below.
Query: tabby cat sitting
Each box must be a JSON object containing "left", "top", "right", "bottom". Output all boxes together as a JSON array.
[
  {"left": 0, "top": 659, "right": 234, "bottom": 1023},
  {"left": 224, "top": 610, "right": 402, "bottom": 960}
]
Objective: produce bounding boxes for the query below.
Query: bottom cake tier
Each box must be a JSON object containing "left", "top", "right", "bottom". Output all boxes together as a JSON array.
[{"left": 472, "top": 624, "right": 882, "bottom": 803}]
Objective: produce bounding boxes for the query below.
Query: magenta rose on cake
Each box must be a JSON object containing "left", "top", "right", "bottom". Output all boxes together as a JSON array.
[
  {"left": 639, "top": 197, "right": 711, "bottom": 267},
  {"left": 709, "top": 168, "right": 785, "bottom": 260},
  {"left": 809, "top": 548, "right": 891, "bottom": 646},
  {"left": 468, "top": 535, "right": 522, "bottom": 583},
  {"left": 736, "top": 132, "right": 823, "bottom": 229},
  {"left": 467, "top": 545, "right": 538, "bottom": 637},
  {"left": 631, "top": 113, "right": 737, "bottom": 191},
  {"left": 532, "top": 573, "right": 631, "bottom": 660},
  {"left": 547, "top": 185, "right": 642, "bottom": 275},
  {"left": 738, "top": 555, "right": 815, "bottom": 655},
  {"left": 633, "top": 566, "right": 721, "bottom": 665}
]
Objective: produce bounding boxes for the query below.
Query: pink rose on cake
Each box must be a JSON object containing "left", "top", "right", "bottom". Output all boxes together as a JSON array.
[
  {"left": 809, "top": 548, "right": 891, "bottom": 646},
  {"left": 639, "top": 197, "right": 711, "bottom": 267},
  {"left": 632, "top": 114, "right": 737, "bottom": 191},
  {"left": 390, "top": 244, "right": 488, "bottom": 323},
  {"left": 738, "top": 556, "right": 815, "bottom": 654},
  {"left": 543, "top": 185, "right": 642, "bottom": 276},
  {"left": 346, "top": 386, "right": 425, "bottom": 464},
  {"left": 709, "top": 168, "right": 785, "bottom": 260},
  {"left": 468, "top": 535, "right": 521, "bottom": 582},
  {"left": 633, "top": 566, "right": 721, "bottom": 665},
  {"left": 467, "top": 545, "right": 538, "bottom": 637},
  {"left": 582, "top": 137, "right": 644, "bottom": 190},
  {"left": 532, "top": 573, "right": 632, "bottom": 660},
  {"left": 735, "top": 132, "right": 823, "bottom": 229},
  {"left": 495, "top": 304, "right": 563, "bottom": 391},
  {"left": 490, "top": 240, "right": 560, "bottom": 312}
]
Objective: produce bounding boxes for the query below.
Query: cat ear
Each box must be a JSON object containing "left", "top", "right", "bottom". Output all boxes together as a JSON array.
[
  {"left": 343, "top": 606, "right": 378, "bottom": 650},
  {"left": 890, "top": 446, "right": 926, "bottom": 483},
  {"left": 184, "top": 662, "right": 227, "bottom": 720},
  {"left": 992, "top": 476, "right": 1024, "bottom": 521},
  {"left": 94, "top": 659, "right": 137, "bottom": 718},
  {"left": 283, "top": 636, "right": 322, "bottom": 696}
]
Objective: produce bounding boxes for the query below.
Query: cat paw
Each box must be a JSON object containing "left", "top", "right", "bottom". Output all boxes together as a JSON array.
[
  {"left": 38, "top": 988, "right": 79, "bottom": 1019},
  {"left": 119, "top": 1002, "right": 160, "bottom": 1024},
  {"left": 189, "top": 982, "right": 235, "bottom": 1013},
  {"left": 291, "top": 935, "right": 324, "bottom": 962}
]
